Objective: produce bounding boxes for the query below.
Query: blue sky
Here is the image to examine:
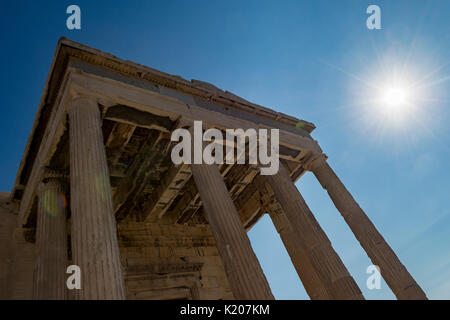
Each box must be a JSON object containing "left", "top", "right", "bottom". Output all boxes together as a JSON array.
[{"left": 1, "top": 0, "right": 449, "bottom": 299}]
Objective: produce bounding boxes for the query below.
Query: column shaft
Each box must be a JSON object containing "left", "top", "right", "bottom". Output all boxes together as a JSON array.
[
  {"left": 69, "top": 97, "right": 125, "bottom": 300},
  {"left": 265, "top": 164, "right": 364, "bottom": 300},
  {"left": 262, "top": 191, "right": 330, "bottom": 299},
  {"left": 191, "top": 162, "right": 274, "bottom": 300},
  {"left": 33, "top": 179, "right": 67, "bottom": 299},
  {"left": 309, "top": 156, "right": 427, "bottom": 299}
]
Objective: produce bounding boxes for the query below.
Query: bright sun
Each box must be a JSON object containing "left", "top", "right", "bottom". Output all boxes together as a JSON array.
[
  {"left": 342, "top": 50, "right": 445, "bottom": 139},
  {"left": 383, "top": 87, "right": 408, "bottom": 108},
  {"left": 377, "top": 82, "right": 415, "bottom": 121}
]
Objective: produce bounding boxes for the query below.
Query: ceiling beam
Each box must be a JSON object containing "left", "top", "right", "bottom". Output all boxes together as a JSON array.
[
  {"left": 105, "top": 122, "right": 136, "bottom": 168},
  {"left": 113, "top": 131, "right": 172, "bottom": 220},
  {"left": 142, "top": 164, "right": 191, "bottom": 222}
]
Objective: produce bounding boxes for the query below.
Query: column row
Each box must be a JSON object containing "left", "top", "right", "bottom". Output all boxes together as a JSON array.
[
  {"left": 304, "top": 154, "right": 427, "bottom": 299},
  {"left": 32, "top": 95, "right": 426, "bottom": 300}
]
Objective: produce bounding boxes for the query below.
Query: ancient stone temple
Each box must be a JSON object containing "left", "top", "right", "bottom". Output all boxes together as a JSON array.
[{"left": 0, "top": 38, "right": 427, "bottom": 300}]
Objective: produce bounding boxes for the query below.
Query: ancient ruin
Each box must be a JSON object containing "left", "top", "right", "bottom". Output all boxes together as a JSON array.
[{"left": 0, "top": 38, "right": 427, "bottom": 300}]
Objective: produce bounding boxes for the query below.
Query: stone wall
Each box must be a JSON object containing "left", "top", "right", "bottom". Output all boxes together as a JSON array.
[
  {"left": 118, "top": 222, "right": 234, "bottom": 300},
  {"left": 0, "top": 192, "right": 37, "bottom": 300},
  {"left": 2, "top": 192, "right": 234, "bottom": 300},
  {"left": 0, "top": 192, "right": 16, "bottom": 299}
]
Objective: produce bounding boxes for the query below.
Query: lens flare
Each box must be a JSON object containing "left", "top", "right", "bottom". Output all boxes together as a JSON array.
[{"left": 41, "top": 190, "right": 67, "bottom": 217}]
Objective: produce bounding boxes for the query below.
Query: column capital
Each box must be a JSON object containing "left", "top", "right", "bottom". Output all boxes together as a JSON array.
[
  {"left": 42, "top": 168, "right": 68, "bottom": 180},
  {"left": 303, "top": 152, "right": 328, "bottom": 172},
  {"left": 177, "top": 117, "right": 194, "bottom": 129},
  {"left": 68, "top": 95, "right": 98, "bottom": 112},
  {"left": 38, "top": 169, "right": 68, "bottom": 192}
]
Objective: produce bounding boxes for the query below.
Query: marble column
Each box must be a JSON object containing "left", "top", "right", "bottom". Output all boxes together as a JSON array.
[
  {"left": 260, "top": 188, "right": 330, "bottom": 299},
  {"left": 68, "top": 96, "right": 125, "bottom": 300},
  {"left": 33, "top": 176, "right": 68, "bottom": 299},
  {"left": 265, "top": 163, "right": 364, "bottom": 300},
  {"left": 191, "top": 161, "right": 274, "bottom": 300},
  {"left": 305, "top": 153, "right": 427, "bottom": 300}
]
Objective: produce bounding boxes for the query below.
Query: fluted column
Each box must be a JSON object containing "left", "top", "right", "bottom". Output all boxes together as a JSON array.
[
  {"left": 33, "top": 176, "right": 68, "bottom": 299},
  {"left": 68, "top": 96, "right": 125, "bottom": 300},
  {"left": 305, "top": 154, "right": 427, "bottom": 300},
  {"left": 265, "top": 163, "right": 364, "bottom": 300},
  {"left": 257, "top": 180, "right": 329, "bottom": 299},
  {"left": 191, "top": 162, "right": 274, "bottom": 300}
]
